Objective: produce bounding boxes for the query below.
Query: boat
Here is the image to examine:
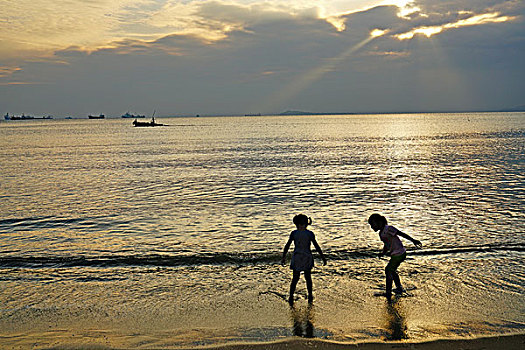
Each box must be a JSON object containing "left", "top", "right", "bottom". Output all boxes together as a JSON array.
[
  {"left": 4, "top": 113, "right": 52, "bottom": 120},
  {"left": 122, "top": 112, "right": 146, "bottom": 118},
  {"left": 5, "top": 113, "right": 34, "bottom": 120},
  {"left": 133, "top": 116, "right": 164, "bottom": 127},
  {"left": 88, "top": 114, "right": 105, "bottom": 119},
  {"left": 132, "top": 110, "right": 164, "bottom": 127}
]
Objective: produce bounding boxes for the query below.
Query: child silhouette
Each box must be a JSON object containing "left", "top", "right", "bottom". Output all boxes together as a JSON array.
[
  {"left": 368, "top": 214, "right": 422, "bottom": 300},
  {"left": 281, "top": 214, "right": 327, "bottom": 304}
]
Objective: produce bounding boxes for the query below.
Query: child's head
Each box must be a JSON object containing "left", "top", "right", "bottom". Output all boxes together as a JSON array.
[
  {"left": 368, "top": 213, "right": 387, "bottom": 231},
  {"left": 293, "top": 214, "right": 312, "bottom": 229}
]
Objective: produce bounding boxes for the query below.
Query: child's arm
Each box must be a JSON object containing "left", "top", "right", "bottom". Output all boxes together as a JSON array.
[
  {"left": 398, "top": 231, "right": 422, "bottom": 249},
  {"left": 281, "top": 237, "right": 293, "bottom": 265},
  {"left": 312, "top": 239, "right": 327, "bottom": 265}
]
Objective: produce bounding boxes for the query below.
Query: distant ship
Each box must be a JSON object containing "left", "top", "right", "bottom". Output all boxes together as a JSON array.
[
  {"left": 88, "top": 114, "right": 105, "bottom": 119},
  {"left": 4, "top": 113, "right": 52, "bottom": 120},
  {"left": 5, "top": 113, "right": 33, "bottom": 120},
  {"left": 121, "top": 112, "right": 146, "bottom": 118}
]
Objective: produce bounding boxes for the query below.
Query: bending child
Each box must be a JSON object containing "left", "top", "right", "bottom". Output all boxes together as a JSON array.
[
  {"left": 281, "top": 214, "right": 327, "bottom": 305},
  {"left": 368, "top": 214, "right": 422, "bottom": 300}
]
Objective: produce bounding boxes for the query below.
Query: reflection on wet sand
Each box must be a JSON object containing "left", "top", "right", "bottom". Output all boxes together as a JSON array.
[
  {"left": 290, "top": 304, "right": 314, "bottom": 338},
  {"left": 383, "top": 299, "right": 408, "bottom": 340}
]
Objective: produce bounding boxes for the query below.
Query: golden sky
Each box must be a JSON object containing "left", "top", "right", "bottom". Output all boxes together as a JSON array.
[{"left": 5, "top": 0, "right": 504, "bottom": 59}]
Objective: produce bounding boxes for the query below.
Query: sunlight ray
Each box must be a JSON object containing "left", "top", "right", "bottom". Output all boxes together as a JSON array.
[{"left": 254, "top": 30, "right": 387, "bottom": 112}]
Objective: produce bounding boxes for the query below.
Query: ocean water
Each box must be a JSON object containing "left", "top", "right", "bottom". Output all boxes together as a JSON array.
[{"left": 0, "top": 113, "right": 524, "bottom": 348}]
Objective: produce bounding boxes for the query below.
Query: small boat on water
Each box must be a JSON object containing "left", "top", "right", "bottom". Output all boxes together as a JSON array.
[
  {"left": 132, "top": 110, "right": 164, "bottom": 127},
  {"left": 133, "top": 116, "right": 164, "bottom": 127},
  {"left": 122, "top": 112, "right": 146, "bottom": 118},
  {"left": 88, "top": 114, "right": 105, "bottom": 119}
]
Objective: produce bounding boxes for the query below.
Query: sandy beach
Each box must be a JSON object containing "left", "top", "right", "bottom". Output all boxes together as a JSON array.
[{"left": 195, "top": 334, "right": 525, "bottom": 350}]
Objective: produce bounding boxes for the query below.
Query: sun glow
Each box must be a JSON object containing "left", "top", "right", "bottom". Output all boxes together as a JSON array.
[
  {"left": 325, "top": 16, "right": 347, "bottom": 32},
  {"left": 395, "top": 12, "right": 516, "bottom": 40},
  {"left": 370, "top": 29, "right": 389, "bottom": 38}
]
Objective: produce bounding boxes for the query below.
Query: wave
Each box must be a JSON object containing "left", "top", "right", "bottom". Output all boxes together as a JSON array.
[
  {"left": 409, "top": 244, "right": 525, "bottom": 256},
  {"left": 329, "top": 243, "right": 525, "bottom": 260},
  {"left": 0, "top": 253, "right": 284, "bottom": 269},
  {"left": 0, "top": 215, "right": 121, "bottom": 230},
  {"left": 0, "top": 243, "right": 523, "bottom": 269}
]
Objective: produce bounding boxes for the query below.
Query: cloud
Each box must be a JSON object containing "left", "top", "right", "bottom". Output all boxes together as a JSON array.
[
  {"left": 3, "top": 1, "right": 521, "bottom": 59},
  {"left": 358, "top": 1, "right": 522, "bottom": 35},
  {"left": 0, "top": 1, "right": 423, "bottom": 60},
  {"left": 0, "top": 0, "right": 163, "bottom": 58},
  {"left": 0, "top": 66, "right": 21, "bottom": 78},
  {"left": 395, "top": 11, "right": 518, "bottom": 39}
]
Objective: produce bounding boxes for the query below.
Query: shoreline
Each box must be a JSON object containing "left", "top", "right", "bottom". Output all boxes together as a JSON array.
[
  {"left": 186, "top": 333, "right": 525, "bottom": 350},
  {"left": 3, "top": 329, "right": 524, "bottom": 349}
]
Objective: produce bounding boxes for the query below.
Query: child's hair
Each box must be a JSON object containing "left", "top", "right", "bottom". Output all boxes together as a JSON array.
[
  {"left": 368, "top": 213, "right": 387, "bottom": 226},
  {"left": 293, "top": 214, "right": 312, "bottom": 227}
]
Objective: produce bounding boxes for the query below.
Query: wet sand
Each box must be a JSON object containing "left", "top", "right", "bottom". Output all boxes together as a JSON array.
[
  {"left": 196, "top": 334, "right": 524, "bottom": 350},
  {"left": 2, "top": 332, "right": 523, "bottom": 349}
]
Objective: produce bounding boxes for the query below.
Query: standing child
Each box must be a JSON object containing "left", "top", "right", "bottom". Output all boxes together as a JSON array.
[
  {"left": 281, "top": 214, "right": 327, "bottom": 305},
  {"left": 368, "top": 214, "right": 422, "bottom": 299}
]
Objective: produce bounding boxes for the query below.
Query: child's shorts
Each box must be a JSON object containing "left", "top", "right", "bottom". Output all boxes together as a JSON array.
[{"left": 386, "top": 252, "right": 407, "bottom": 273}]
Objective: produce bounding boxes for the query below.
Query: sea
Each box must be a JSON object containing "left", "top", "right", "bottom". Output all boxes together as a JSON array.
[{"left": 0, "top": 112, "right": 524, "bottom": 348}]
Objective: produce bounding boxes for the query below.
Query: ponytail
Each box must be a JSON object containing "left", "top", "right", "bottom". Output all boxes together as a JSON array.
[{"left": 293, "top": 214, "right": 311, "bottom": 227}]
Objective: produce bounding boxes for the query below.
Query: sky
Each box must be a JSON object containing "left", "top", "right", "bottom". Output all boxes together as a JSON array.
[{"left": 1, "top": 0, "right": 524, "bottom": 116}]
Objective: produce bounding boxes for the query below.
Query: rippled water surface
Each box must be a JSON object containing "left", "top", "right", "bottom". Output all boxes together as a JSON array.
[{"left": 0, "top": 113, "right": 524, "bottom": 348}]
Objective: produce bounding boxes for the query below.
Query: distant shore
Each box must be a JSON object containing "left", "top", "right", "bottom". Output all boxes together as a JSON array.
[{"left": 186, "top": 334, "right": 524, "bottom": 350}]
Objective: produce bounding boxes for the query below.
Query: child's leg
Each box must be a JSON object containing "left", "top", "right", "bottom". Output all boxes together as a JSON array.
[
  {"left": 304, "top": 270, "right": 313, "bottom": 302},
  {"left": 289, "top": 271, "right": 301, "bottom": 302},
  {"left": 393, "top": 271, "right": 402, "bottom": 290},
  {"left": 386, "top": 253, "right": 407, "bottom": 294},
  {"left": 385, "top": 265, "right": 394, "bottom": 295}
]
